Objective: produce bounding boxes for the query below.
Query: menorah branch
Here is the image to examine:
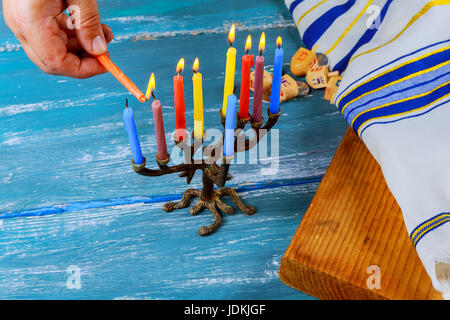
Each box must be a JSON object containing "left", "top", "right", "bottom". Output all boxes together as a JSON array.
[
  {"left": 208, "top": 107, "right": 281, "bottom": 157},
  {"left": 235, "top": 108, "right": 281, "bottom": 153},
  {"left": 132, "top": 157, "right": 207, "bottom": 177}
]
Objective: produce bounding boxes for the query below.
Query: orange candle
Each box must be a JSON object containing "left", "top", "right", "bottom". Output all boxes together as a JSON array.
[
  {"left": 96, "top": 54, "right": 146, "bottom": 103},
  {"left": 173, "top": 58, "right": 187, "bottom": 142},
  {"left": 238, "top": 35, "right": 254, "bottom": 120}
]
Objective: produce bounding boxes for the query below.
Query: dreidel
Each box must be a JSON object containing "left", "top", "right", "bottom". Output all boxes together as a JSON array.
[
  {"left": 290, "top": 44, "right": 318, "bottom": 77},
  {"left": 250, "top": 69, "right": 273, "bottom": 92},
  {"left": 306, "top": 65, "right": 340, "bottom": 90},
  {"left": 306, "top": 65, "right": 329, "bottom": 89},
  {"left": 263, "top": 75, "right": 309, "bottom": 103},
  {"left": 280, "top": 74, "right": 299, "bottom": 102},
  {"left": 324, "top": 75, "right": 343, "bottom": 101}
]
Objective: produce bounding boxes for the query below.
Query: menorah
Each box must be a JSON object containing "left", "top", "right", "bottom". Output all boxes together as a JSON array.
[{"left": 131, "top": 108, "right": 281, "bottom": 236}]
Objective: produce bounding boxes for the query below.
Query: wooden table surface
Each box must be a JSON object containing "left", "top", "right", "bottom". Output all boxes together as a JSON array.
[{"left": 280, "top": 128, "right": 443, "bottom": 300}]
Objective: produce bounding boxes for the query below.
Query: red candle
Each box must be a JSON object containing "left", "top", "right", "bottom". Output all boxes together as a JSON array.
[
  {"left": 252, "top": 32, "right": 265, "bottom": 123},
  {"left": 239, "top": 35, "right": 254, "bottom": 120},
  {"left": 173, "top": 58, "right": 187, "bottom": 142}
]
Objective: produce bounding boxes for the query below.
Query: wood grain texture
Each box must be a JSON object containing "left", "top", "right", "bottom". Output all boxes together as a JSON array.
[{"left": 279, "top": 128, "right": 443, "bottom": 300}]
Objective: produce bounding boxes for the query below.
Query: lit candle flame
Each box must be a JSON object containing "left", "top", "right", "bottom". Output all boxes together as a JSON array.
[
  {"left": 145, "top": 73, "right": 155, "bottom": 100},
  {"left": 176, "top": 58, "right": 185, "bottom": 74},
  {"left": 192, "top": 57, "right": 200, "bottom": 73},
  {"left": 276, "top": 36, "right": 282, "bottom": 49},
  {"left": 245, "top": 35, "right": 252, "bottom": 53},
  {"left": 228, "top": 23, "right": 235, "bottom": 46},
  {"left": 258, "top": 32, "right": 266, "bottom": 54}
]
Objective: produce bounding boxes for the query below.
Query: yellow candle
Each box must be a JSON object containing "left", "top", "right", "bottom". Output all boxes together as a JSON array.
[
  {"left": 221, "top": 24, "right": 236, "bottom": 116},
  {"left": 192, "top": 58, "right": 204, "bottom": 139}
]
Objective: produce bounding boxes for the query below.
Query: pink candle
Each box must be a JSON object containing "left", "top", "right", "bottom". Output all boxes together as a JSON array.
[
  {"left": 252, "top": 33, "right": 266, "bottom": 123},
  {"left": 252, "top": 55, "right": 264, "bottom": 122},
  {"left": 152, "top": 100, "right": 169, "bottom": 161}
]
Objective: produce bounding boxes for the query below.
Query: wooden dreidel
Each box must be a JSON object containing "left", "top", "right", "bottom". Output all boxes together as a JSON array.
[
  {"left": 324, "top": 75, "right": 343, "bottom": 101},
  {"left": 280, "top": 74, "right": 299, "bottom": 102},
  {"left": 328, "top": 71, "right": 340, "bottom": 77},
  {"left": 263, "top": 74, "right": 304, "bottom": 103},
  {"left": 329, "top": 93, "right": 337, "bottom": 105},
  {"left": 290, "top": 44, "right": 318, "bottom": 77},
  {"left": 250, "top": 69, "right": 272, "bottom": 92},
  {"left": 262, "top": 70, "right": 273, "bottom": 91},
  {"left": 306, "top": 65, "right": 329, "bottom": 89},
  {"left": 262, "top": 90, "right": 271, "bottom": 103}
]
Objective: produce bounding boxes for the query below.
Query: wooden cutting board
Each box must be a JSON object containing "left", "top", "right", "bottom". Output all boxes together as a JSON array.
[{"left": 279, "top": 128, "right": 443, "bottom": 300}]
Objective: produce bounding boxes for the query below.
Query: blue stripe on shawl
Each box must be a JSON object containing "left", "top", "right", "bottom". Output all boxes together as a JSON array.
[
  {"left": 302, "top": 0, "right": 356, "bottom": 48},
  {"left": 353, "top": 82, "right": 450, "bottom": 133},
  {"left": 289, "top": 0, "right": 305, "bottom": 14},
  {"left": 359, "top": 98, "right": 450, "bottom": 137},
  {"left": 334, "top": 39, "right": 450, "bottom": 104},
  {"left": 333, "top": 0, "right": 394, "bottom": 73},
  {"left": 345, "top": 68, "right": 450, "bottom": 122},
  {"left": 339, "top": 48, "right": 450, "bottom": 111}
]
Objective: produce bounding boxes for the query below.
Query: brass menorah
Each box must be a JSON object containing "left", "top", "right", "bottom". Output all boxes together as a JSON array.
[{"left": 131, "top": 108, "right": 281, "bottom": 236}]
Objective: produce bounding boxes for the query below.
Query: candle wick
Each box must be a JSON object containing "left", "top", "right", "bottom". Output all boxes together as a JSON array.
[
  {"left": 125, "top": 98, "right": 128, "bottom": 108},
  {"left": 259, "top": 50, "right": 262, "bottom": 57},
  {"left": 228, "top": 39, "right": 233, "bottom": 48},
  {"left": 246, "top": 50, "right": 249, "bottom": 55},
  {"left": 151, "top": 92, "right": 156, "bottom": 101}
]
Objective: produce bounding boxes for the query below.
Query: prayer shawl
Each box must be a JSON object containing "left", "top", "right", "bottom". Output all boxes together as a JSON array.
[{"left": 285, "top": 0, "right": 450, "bottom": 298}]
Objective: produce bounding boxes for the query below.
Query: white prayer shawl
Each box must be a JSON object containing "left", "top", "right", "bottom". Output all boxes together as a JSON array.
[{"left": 285, "top": 0, "right": 450, "bottom": 298}]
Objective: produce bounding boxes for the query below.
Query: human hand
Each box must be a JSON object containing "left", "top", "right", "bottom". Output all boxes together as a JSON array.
[{"left": 3, "top": 0, "right": 114, "bottom": 78}]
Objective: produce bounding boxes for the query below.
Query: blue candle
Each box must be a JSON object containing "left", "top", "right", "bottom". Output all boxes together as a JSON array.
[
  {"left": 270, "top": 37, "right": 284, "bottom": 115},
  {"left": 123, "top": 101, "right": 144, "bottom": 165},
  {"left": 223, "top": 94, "right": 237, "bottom": 157}
]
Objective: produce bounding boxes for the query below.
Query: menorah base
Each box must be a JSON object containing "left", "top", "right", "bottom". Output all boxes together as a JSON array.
[{"left": 162, "top": 187, "right": 256, "bottom": 236}]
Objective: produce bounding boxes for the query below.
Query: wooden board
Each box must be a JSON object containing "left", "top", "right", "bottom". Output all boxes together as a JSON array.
[{"left": 279, "top": 128, "right": 443, "bottom": 300}]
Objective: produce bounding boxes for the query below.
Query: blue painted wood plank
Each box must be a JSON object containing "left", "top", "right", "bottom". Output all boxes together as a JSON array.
[{"left": 0, "top": 0, "right": 348, "bottom": 299}]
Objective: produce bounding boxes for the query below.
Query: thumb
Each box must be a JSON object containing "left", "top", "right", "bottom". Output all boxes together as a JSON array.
[{"left": 67, "top": 0, "right": 107, "bottom": 55}]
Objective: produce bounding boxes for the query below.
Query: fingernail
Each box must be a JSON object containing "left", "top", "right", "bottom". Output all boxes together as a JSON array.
[{"left": 92, "top": 35, "right": 107, "bottom": 54}]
